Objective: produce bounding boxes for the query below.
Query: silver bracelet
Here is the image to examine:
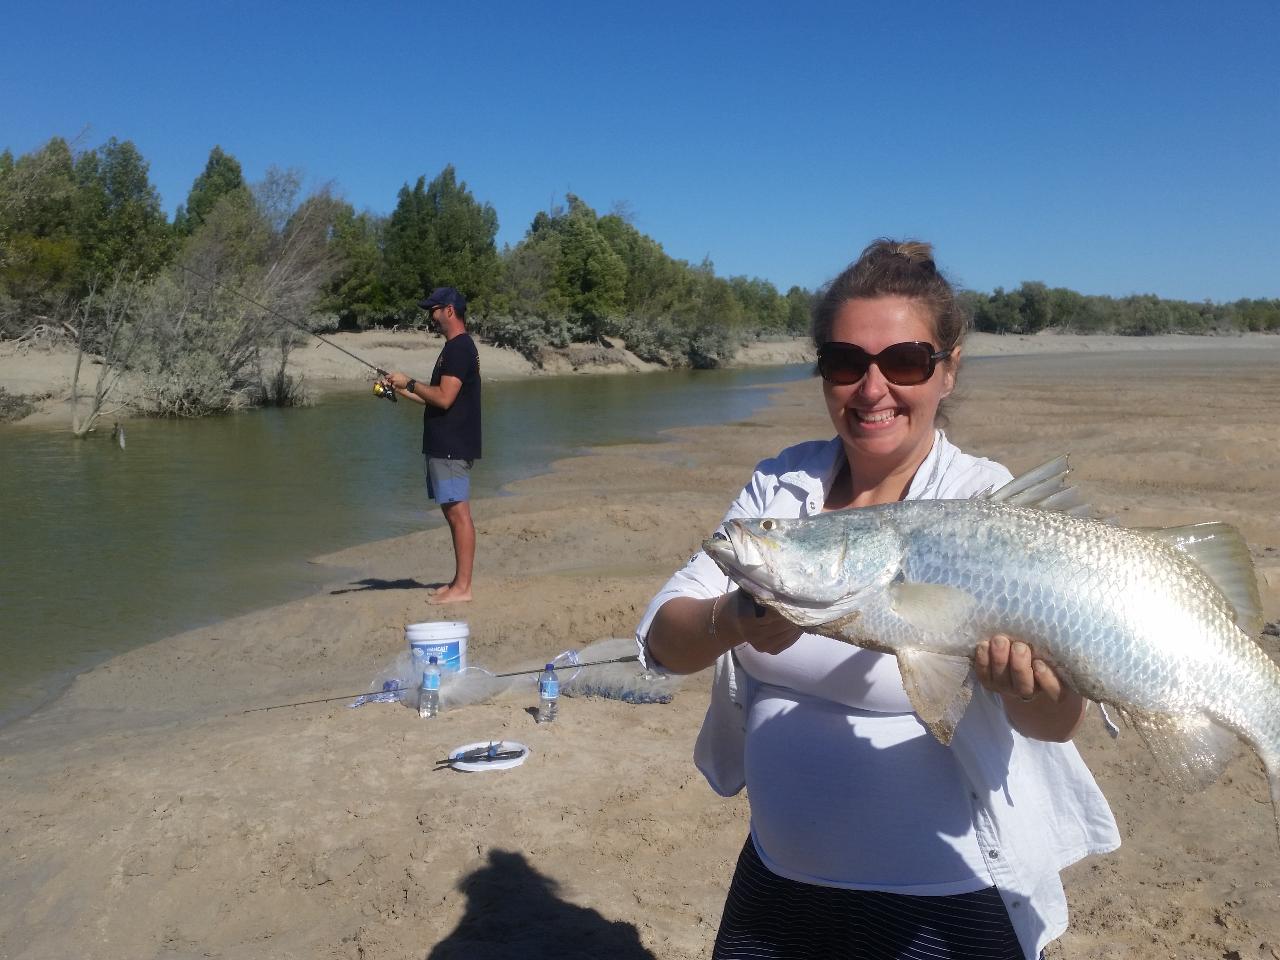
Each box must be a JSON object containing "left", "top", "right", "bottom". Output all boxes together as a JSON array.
[{"left": 708, "top": 594, "right": 723, "bottom": 640}]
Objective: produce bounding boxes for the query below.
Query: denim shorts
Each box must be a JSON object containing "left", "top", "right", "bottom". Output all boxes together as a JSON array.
[{"left": 425, "top": 457, "right": 472, "bottom": 505}]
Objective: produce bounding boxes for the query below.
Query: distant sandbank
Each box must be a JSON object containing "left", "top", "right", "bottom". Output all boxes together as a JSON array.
[{"left": 3, "top": 328, "right": 1276, "bottom": 430}]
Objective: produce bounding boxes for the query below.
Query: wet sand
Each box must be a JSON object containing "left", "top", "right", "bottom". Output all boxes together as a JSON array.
[{"left": 2, "top": 336, "right": 1279, "bottom": 958}]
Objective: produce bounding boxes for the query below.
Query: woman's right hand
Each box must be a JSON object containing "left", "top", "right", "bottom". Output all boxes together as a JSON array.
[
  {"left": 716, "top": 589, "right": 803, "bottom": 656},
  {"left": 646, "top": 591, "right": 802, "bottom": 674}
]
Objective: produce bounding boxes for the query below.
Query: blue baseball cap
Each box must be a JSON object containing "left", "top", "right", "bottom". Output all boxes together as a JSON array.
[{"left": 419, "top": 287, "right": 467, "bottom": 315}]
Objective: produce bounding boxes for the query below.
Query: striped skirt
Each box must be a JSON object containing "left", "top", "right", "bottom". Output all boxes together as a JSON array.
[{"left": 712, "top": 837, "right": 1027, "bottom": 960}]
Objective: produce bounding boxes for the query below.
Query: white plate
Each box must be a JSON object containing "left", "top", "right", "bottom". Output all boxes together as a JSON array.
[{"left": 448, "top": 740, "right": 529, "bottom": 772}]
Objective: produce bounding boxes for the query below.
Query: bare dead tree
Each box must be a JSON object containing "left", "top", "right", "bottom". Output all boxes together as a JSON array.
[
  {"left": 70, "top": 272, "right": 144, "bottom": 437},
  {"left": 250, "top": 184, "right": 345, "bottom": 404},
  {"left": 121, "top": 171, "right": 345, "bottom": 416}
]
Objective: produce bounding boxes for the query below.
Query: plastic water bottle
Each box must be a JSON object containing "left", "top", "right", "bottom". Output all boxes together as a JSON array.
[
  {"left": 537, "top": 663, "right": 559, "bottom": 723},
  {"left": 418, "top": 656, "right": 441, "bottom": 719}
]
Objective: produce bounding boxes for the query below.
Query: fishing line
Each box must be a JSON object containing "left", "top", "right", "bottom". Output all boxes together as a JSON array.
[
  {"left": 179, "top": 263, "right": 389, "bottom": 376},
  {"left": 240, "top": 654, "right": 641, "bottom": 714}
]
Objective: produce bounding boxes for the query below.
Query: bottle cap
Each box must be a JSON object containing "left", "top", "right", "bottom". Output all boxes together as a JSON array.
[
  {"left": 429, "top": 656, "right": 438, "bottom": 665},
  {"left": 545, "top": 663, "right": 555, "bottom": 670}
]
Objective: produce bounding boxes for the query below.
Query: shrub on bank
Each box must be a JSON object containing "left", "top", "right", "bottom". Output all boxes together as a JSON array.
[
  {"left": 0, "top": 387, "right": 37, "bottom": 422},
  {"left": 469, "top": 313, "right": 577, "bottom": 361}
]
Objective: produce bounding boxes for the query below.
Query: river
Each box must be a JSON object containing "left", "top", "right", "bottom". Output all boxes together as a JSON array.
[{"left": 0, "top": 364, "right": 810, "bottom": 726}]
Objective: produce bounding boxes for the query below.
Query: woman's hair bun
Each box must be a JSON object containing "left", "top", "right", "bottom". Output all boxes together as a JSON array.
[{"left": 810, "top": 238, "right": 968, "bottom": 351}]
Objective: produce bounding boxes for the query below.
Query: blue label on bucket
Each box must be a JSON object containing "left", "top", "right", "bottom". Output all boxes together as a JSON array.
[{"left": 410, "top": 641, "right": 463, "bottom": 672}]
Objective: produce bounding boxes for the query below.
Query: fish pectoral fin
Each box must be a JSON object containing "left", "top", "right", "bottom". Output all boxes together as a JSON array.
[
  {"left": 1120, "top": 708, "right": 1239, "bottom": 791},
  {"left": 896, "top": 649, "right": 974, "bottom": 746},
  {"left": 887, "top": 583, "right": 978, "bottom": 745},
  {"left": 888, "top": 582, "right": 976, "bottom": 634},
  {"left": 1137, "top": 522, "right": 1264, "bottom": 637}
]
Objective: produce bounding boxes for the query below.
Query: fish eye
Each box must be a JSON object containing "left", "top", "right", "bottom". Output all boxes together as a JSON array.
[{"left": 761, "top": 519, "right": 776, "bottom": 531}]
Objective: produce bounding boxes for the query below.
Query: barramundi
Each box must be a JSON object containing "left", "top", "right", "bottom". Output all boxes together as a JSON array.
[{"left": 703, "top": 457, "right": 1280, "bottom": 829}]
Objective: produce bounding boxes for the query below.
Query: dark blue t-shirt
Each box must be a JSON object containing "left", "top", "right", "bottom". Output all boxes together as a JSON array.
[{"left": 422, "top": 332, "right": 481, "bottom": 460}]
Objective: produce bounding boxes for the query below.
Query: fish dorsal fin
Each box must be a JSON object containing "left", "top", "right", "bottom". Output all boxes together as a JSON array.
[
  {"left": 1115, "top": 707, "right": 1238, "bottom": 791},
  {"left": 985, "top": 456, "right": 1094, "bottom": 516},
  {"left": 895, "top": 649, "right": 973, "bottom": 746},
  {"left": 1138, "top": 522, "right": 1263, "bottom": 636},
  {"left": 985, "top": 455, "right": 1070, "bottom": 502}
]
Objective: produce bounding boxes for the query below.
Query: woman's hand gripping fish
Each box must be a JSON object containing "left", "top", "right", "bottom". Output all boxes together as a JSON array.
[{"left": 703, "top": 456, "right": 1280, "bottom": 836}]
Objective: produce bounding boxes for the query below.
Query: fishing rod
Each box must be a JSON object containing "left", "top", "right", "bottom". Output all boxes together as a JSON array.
[
  {"left": 490, "top": 654, "right": 639, "bottom": 679},
  {"left": 179, "top": 264, "right": 399, "bottom": 401},
  {"left": 240, "top": 653, "right": 642, "bottom": 714}
]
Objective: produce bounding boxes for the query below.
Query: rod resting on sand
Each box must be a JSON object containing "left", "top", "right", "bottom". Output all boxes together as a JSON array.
[{"left": 240, "top": 654, "right": 643, "bottom": 714}]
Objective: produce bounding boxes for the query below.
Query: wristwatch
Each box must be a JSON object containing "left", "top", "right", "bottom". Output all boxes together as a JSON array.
[{"left": 405, "top": 378, "right": 417, "bottom": 394}]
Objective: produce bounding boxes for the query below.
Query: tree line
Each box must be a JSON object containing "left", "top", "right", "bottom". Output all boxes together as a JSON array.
[
  {"left": 963, "top": 282, "right": 1279, "bottom": 337},
  {"left": 1, "top": 135, "right": 1276, "bottom": 422}
]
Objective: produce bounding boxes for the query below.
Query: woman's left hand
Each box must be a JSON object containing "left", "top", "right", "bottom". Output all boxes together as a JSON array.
[
  {"left": 974, "top": 634, "right": 1086, "bottom": 742},
  {"left": 974, "top": 634, "right": 1063, "bottom": 701}
]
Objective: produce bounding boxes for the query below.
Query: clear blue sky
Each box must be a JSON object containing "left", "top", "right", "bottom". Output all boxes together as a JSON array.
[{"left": 3, "top": 0, "right": 1276, "bottom": 302}]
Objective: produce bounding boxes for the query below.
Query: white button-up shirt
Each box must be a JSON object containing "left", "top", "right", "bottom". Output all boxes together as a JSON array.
[{"left": 635, "top": 431, "right": 1120, "bottom": 960}]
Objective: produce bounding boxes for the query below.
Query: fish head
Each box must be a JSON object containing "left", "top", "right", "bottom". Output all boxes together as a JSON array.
[{"left": 703, "top": 511, "right": 902, "bottom": 625}]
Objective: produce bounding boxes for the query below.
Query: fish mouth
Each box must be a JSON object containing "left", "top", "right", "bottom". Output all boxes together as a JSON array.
[
  {"left": 702, "top": 524, "right": 856, "bottom": 614},
  {"left": 703, "top": 529, "right": 782, "bottom": 601},
  {"left": 706, "top": 556, "right": 784, "bottom": 604}
]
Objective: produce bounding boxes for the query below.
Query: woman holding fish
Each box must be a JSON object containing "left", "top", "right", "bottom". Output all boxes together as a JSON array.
[{"left": 637, "top": 240, "right": 1120, "bottom": 960}]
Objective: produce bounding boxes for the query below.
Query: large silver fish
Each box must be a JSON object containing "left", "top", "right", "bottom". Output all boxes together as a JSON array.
[{"left": 703, "top": 457, "right": 1279, "bottom": 828}]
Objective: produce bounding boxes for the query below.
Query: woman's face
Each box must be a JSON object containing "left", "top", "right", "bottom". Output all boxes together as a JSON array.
[{"left": 822, "top": 295, "right": 957, "bottom": 472}]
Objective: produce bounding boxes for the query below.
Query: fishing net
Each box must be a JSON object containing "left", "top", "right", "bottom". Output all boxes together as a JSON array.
[
  {"left": 560, "top": 637, "right": 680, "bottom": 704},
  {"left": 351, "top": 650, "right": 514, "bottom": 710},
  {"left": 348, "top": 636, "right": 682, "bottom": 710}
]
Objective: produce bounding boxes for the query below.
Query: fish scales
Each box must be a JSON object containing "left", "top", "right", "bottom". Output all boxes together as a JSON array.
[
  {"left": 879, "top": 501, "right": 1264, "bottom": 718},
  {"left": 703, "top": 463, "right": 1280, "bottom": 836}
]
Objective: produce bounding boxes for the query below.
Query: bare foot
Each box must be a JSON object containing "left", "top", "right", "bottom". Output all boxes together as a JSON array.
[{"left": 428, "top": 587, "right": 472, "bottom": 604}]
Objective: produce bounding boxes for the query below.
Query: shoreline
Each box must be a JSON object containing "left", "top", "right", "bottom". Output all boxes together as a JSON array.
[
  {"left": 15, "top": 334, "right": 1279, "bottom": 736},
  {"left": 3, "top": 328, "right": 1277, "bottom": 431},
  {"left": 0, "top": 364, "right": 807, "bottom": 733},
  {"left": 3, "top": 339, "right": 1280, "bottom": 957},
  {"left": 0, "top": 329, "right": 811, "bottom": 430}
]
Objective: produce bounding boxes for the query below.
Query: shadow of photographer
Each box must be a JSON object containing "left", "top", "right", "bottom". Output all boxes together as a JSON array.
[{"left": 425, "top": 849, "right": 654, "bottom": 960}]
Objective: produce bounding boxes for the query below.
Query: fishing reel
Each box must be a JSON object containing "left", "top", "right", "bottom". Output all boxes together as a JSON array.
[{"left": 372, "top": 377, "right": 398, "bottom": 402}]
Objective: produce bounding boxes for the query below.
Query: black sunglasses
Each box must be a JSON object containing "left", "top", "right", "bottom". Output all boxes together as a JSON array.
[{"left": 816, "top": 341, "right": 952, "bottom": 386}]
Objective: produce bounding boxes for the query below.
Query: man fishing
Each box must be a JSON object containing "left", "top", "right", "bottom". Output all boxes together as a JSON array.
[{"left": 381, "top": 287, "right": 481, "bottom": 604}]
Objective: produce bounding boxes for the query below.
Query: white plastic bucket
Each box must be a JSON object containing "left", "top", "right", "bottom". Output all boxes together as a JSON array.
[{"left": 406, "top": 621, "right": 469, "bottom": 674}]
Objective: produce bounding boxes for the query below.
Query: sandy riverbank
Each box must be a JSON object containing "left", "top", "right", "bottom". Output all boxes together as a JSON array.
[
  {"left": 2, "top": 336, "right": 1280, "bottom": 958},
  {"left": 3, "top": 327, "right": 1275, "bottom": 430},
  {"left": 0, "top": 328, "right": 806, "bottom": 430}
]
